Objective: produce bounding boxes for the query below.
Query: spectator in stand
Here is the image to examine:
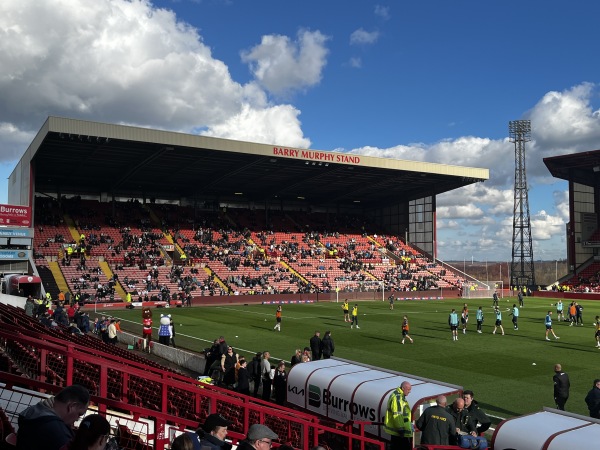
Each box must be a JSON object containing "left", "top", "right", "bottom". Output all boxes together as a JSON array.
[
  {"left": 67, "top": 304, "right": 77, "bottom": 323},
  {"left": 236, "top": 358, "right": 250, "bottom": 395},
  {"left": 235, "top": 424, "right": 278, "bottom": 450},
  {"left": 81, "top": 313, "right": 90, "bottom": 333},
  {"left": 183, "top": 413, "right": 232, "bottom": 450},
  {"left": 24, "top": 296, "right": 35, "bottom": 317},
  {"left": 585, "top": 379, "right": 600, "bottom": 419},
  {"left": 322, "top": 331, "right": 335, "bottom": 359},
  {"left": 221, "top": 346, "right": 239, "bottom": 388},
  {"left": 17, "top": 384, "right": 90, "bottom": 450},
  {"left": 273, "top": 361, "right": 288, "bottom": 405},
  {"left": 64, "top": 413, "right": 111, "bottom": 450},
  {"left": 261, "top": 351, "right": 273, "bottom": 401},
  {"left": 107, "top": 319, "right": 118, "bottom": 344},
  {"left": 204, "top": 339, "right": 221, "bottom": 376},
  {"left": 249, "top": 352, "right": 263, "bottom": 397},
  {"left": 310, "top": 331, "right": 322, "bottom": 361},
  {"left": 290, "top": 349, "right": 302, "bottom": 366},
  {"left": 170, "top": 433, "right": 194, "bottom": 450}
]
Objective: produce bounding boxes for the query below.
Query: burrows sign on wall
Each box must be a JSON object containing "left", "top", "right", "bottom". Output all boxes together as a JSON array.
[{"left": 0, "top": 204, "right": 32, "bottom": 226}]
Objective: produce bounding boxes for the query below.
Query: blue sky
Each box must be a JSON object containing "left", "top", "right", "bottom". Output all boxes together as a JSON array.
[{"left": 1, "top": 0, "right": 599, "bottom": 263}]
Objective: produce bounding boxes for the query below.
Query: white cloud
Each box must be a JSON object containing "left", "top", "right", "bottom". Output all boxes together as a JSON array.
[
  {"left": 437, "top": 220, "right": 460, "bottom": 230},
  {"left": 241, "top": 29, "right": 329, "bottom": 97},
  {"left": 202, "top": 103, "right": 310, "bottom": 147},
  {"left": 528, "top": 83, "right": 600, "bottom": 152},
  {"left": 531, "top": 210, "right": 565, "bottom": 240},
  {"left": 553, "top": 190, "right": 570, "bottom": 222},
  {"left": 374, "top": 5, "right": 390, "bottom": 20},
  {"left": 437, "top": 204, "right": 484, "bottom": 220},
  {"left": 0, "top": 123, "right": 34, "bottom": 163},
  {"left": 348, "top": 57, "right": 362, "bottom": 68},
  {"left": 0, "top": 0, "right": 315, "bottom": 162},
  {"left": 349, "top": 28, "right": 380, "bottom": 45}
]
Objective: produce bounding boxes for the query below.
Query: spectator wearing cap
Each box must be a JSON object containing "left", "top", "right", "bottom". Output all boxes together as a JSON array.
[
  {"left": 236, "top": 424, "right": 279, "bottom": 450},
  {"left": 187, "top": 413, "right": 232, "bottom": 450}
]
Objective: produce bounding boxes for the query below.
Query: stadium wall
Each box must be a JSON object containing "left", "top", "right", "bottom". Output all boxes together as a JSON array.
[
  {"left": 535, "top": 290, "right": 600, "bottom": 301},
  {"left": 89, "top": 290, "right": 459, "bottom": 310}
]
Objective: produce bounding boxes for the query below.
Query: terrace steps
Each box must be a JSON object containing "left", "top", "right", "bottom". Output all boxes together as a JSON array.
[
  {"left": 48, "top": 261, "right": 70, "bottom": 294},
  {"left": 63, "top": 214, "right": 82, "bottom": 242},
  {"left": 99, "top": 260, "right": 127, "bottom": 301}
]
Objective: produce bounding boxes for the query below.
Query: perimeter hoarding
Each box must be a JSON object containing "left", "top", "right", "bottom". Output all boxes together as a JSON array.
[{"left": 0, "top": 204, "right": 32, "bottom": 226}]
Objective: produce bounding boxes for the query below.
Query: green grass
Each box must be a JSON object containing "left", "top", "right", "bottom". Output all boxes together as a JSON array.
[{"left": 102, "top": 296, "right": 600, "bottom": 420}]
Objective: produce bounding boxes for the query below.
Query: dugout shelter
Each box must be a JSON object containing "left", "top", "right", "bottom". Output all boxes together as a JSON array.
[
  {"left": 286, "top": 357, "right": 462, "bottom": 442},
  {"left": 492, "top": 407, "right": 600, "bottom": 449}
]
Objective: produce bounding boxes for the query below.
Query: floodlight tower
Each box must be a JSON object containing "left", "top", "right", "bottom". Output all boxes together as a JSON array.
[{"left": 509, "top": 120, "right": 536, "bottom": 291}]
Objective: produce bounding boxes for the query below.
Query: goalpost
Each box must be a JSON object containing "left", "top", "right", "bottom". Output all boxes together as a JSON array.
[
  {"left": 462, "top": 280, "right": 504, "bottom": 299},
  {"left": 335, "top": 280, "right": 385, "bottom": 302}
]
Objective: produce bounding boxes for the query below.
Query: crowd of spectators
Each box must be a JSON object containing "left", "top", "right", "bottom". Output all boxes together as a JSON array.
[{"left": 32, "top": 197, "right": 470, "bottom": 299}]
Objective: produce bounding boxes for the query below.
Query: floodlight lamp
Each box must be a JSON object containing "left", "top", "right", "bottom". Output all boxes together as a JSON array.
[{"left": 593, "top": 166, "right": 600, "bottom": 173}]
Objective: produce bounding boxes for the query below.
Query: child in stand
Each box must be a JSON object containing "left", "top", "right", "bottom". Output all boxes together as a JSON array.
[{"left": 401, "top": 315, "right": 413, "bottom": 344}]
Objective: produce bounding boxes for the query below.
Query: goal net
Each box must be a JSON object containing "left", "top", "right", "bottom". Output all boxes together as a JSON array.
[
  {"left": 462, "top": 280, "right": 504, "bottom": 299},
  {"left": 335, "top": 280, "right": 385, "bottom": 302}
]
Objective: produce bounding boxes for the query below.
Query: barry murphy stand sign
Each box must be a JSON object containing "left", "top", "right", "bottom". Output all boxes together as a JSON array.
[{"left": 0, "top": 204, "right": 32, "bottom": 226}]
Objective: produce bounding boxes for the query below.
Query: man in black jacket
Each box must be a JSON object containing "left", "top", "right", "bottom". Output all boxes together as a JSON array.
[
  {"left": 553, "top": 363, "right": 570, "bottom": 410},
  {"left": 415, "top": 395, "right": 455, "bottom": 445},
  {"left": 309, "top": 330, "right": 322, "bottom": 361},
  {"left": 585, "top": 379, "right": 600, "bottom": 419},
  {"left": 322, "top": 331, "right": 335, "bottom": 359},
  {"left": 17, "top": 384, "right": 90, "bottom": 450},
  {"left": 462, "top": 390, "right": 491, "bottom": 435}
]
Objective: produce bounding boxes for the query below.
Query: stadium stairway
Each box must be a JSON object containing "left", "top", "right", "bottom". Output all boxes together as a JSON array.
[
  {"left": 202, "top": 266, "right": 230, "bottom": 292},
  {"left": 63, "top": 214, "right": 83, "bottom": 242},
  {"left": 367, "top": 235, "right": 383, "bottom": 248},
  {"left": 48, "top": 261, "right": 70, "bottom": 295},
  {"left": 279, "top": 260, "right": 309, "bottom": 285},
  {"left": 36, "top": 264, "right": 61, "bottom": 299},
  {"left": 144, "top": 204, "right": 187, "bottom": 260},
  {"left": 99, "top": 260, "right": 127, "bottom": 301}
]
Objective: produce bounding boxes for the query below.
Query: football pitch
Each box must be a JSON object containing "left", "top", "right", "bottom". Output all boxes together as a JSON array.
[{"left": 110, "top": 295, "right": 600, "bottom": 421}]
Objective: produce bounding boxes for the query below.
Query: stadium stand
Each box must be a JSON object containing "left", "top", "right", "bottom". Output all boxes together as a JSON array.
[{"left": 30, "top": 196, "right": 468, "bottom": 304}]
